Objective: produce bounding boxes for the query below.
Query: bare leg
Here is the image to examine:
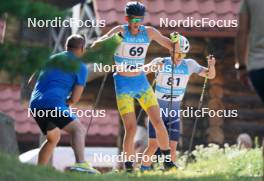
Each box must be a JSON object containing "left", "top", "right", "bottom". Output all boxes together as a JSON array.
[
  {"left": 121, "top": 112, "right": 137, "bottom": 161},
  {"left": 141, "top": 138, "right": 158, "bottom": 166},
  {"left": 63, "top": 120, "right": 86, "bottom": 163},
  {"left": 38, "top": 128, "right": 61, "bottom": 165},
  {"left": 170, "top": 141, "right": 178, "bottom": 163},
  {"left": 146, "top": 105, "right": 170, "bottom": 150}
]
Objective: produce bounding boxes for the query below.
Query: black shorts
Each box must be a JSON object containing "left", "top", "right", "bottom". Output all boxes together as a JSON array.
[{"left": 30, "top": 108, "right": 76, "bottom": 135}]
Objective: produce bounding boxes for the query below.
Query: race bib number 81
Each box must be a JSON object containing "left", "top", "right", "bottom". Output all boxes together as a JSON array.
[{"left": 156, "top": 73, "right": 189, "bottom": 89}]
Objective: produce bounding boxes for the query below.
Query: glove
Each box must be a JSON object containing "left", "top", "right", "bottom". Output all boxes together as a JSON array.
[
  {"left": 170, "top": 32, "right": 180, "bottom": 43},
  {"left": 151, "top": 57, "right": 165, "bottom": 65},
  {"left": 82, "top": 33, "right": 123, "bottom": 65}
]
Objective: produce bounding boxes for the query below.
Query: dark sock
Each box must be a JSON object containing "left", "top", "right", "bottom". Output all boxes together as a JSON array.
[
  {"left": 124, "top": 161, "right": 133, "bottom": 172},
  {"left": 161, "top": 149, "right": 171, "bottom": 156},
  {"left": 161, "top": 149, "right": 175, "bottom": 169}
]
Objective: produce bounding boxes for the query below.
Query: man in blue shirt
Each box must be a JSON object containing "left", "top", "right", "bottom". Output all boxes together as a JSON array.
[{"left": 29, "top": 34, "right": 99, "bottom": 173}]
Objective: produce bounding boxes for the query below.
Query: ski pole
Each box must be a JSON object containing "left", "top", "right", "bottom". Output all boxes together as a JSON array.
[{"left": 184, "top": 55, "right": 213, "bottom": 168}]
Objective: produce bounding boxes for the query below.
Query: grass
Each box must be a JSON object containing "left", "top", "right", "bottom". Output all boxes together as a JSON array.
[{"left": 0, "top": 144, "right": 262, "bottom": 181}]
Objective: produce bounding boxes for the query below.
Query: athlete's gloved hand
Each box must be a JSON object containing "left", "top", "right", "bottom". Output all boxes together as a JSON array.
[
  {"left": 206, "top": 55, "right": 216, "bottom": 67},
  {"left": 151, "top": 57, "right": 165, "bottom": 65},
  {"left": 170, "top": 32, "right": 180, "bottom": 43},
  {"left": 148, "top": 57, "right": 164, "bottom": 73},
  {"left": 170, "top": 32, "right": 181, "bottom": 53}
]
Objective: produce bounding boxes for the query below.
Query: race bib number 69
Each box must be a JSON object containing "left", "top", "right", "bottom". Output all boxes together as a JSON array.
[{"left": 119, "top": 43, "right": 148, "bottom": 59}]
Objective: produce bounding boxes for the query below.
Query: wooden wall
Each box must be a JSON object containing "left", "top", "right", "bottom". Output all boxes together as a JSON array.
[{"left": 181, "top": 38, "right": 264, "bottom": 149}]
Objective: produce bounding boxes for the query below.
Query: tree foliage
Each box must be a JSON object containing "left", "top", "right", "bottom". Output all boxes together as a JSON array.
[
  {"left": 0, "top": 0, "right": 66, "bottom": 20},
  {"left": 0, "top": 0, "right": 67, "bottom": 80}
]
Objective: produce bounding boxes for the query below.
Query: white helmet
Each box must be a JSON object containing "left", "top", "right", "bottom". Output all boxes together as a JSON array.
[{"left": 179, "top": 35, "right": 190, "bottom": 53}]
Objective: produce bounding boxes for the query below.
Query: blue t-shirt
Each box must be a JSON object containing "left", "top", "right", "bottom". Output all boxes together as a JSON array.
[{"left": 30, "top": 51, "right": 88, "bottom": 109}]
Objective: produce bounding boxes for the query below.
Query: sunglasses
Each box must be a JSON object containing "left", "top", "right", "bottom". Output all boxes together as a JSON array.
[{"left": 129, "top": 17, "right": 144, "bottom": 23}]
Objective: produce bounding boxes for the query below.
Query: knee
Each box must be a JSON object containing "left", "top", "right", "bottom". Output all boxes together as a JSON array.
[
  {"left": 46, "top": 128, "right": 61, "bottom": 145},
  {"left": 125, "top": 125, "right": 136, "bottom": 138}
]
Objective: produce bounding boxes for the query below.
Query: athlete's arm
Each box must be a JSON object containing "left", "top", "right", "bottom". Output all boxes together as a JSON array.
[
  {"left": 147, "top": 27, "right": 173, "bottom": 51},
  {"left": 235, "top": 2, "right": 249, "bottom": 67},
  {"left": 141, "top": 63, "right": 159, "bottom": 75},
  {"left": 198, "top": 56, "right": 216, "bottom": 79},
  {"left": 140, "top": 57, "right": 164, "bottom": 75},
  {"left": 145, "top": 57, "right": 164, "bottom": 74},
  {"left": 67, "top": 85, "right": 84, "bottom": 105},
  {"left": 235, "top": 1, "right": 250, "bottom": 86},
  {"left": 91, "top": 25, "right": 124, "bottom": 47}
]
